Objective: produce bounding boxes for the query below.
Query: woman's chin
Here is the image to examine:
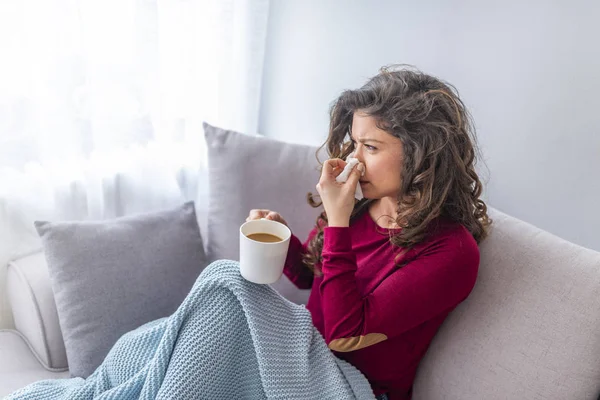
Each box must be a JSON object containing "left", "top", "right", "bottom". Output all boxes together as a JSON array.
[{"left": 359, "top": 182, "right": 373, "bottom": 198}]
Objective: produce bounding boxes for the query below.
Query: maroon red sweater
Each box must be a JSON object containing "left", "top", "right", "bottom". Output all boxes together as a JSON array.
[{"left": 283, "top": 209, "right": 479, "bottom": 400}]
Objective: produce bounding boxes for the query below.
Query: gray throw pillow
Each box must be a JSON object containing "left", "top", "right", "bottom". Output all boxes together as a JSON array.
[
  {"left": 35, "top": 201, "right": 207, "bottom": 378},
  {"left": 203, "top": 122, "right": 321, "bottom": 304}
]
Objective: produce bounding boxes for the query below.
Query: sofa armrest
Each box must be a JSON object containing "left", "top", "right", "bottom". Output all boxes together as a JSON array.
[{"left": 6, "top": 252, "right": 68, "bottom": 370}]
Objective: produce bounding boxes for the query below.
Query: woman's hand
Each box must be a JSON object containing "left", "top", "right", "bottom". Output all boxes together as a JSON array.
[
  {"left": 315, "top": 158, "right": 364, "bottom": 227},
  {"left": 246, "top": 209, "right": 288, "bottom": 227}
]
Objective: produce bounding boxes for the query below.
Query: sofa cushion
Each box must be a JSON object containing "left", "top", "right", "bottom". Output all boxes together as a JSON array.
[
  {"left": 7, "top": 252, "right": 67, "bottom": 370},
  {"left": 412, "top": 207, "right": 600, "bottom": 400},
  {"left": 34, "top": 202, "right": 207, "bottom": 378},
  {"left": 0, "top": 330, "right": 69, "bottom": 398},
  {"left": 204, "top": 122, "right": 322, "bottom": 304}
]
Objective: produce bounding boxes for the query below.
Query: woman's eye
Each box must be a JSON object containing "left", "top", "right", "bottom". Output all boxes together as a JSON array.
[{"left": 348, "top": 139, "right": 376, "bottom": 151}]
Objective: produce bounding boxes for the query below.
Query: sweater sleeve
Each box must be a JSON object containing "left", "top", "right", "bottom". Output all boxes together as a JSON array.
[
  {"left": 319, "top": 225, "right": 479, "bottom": 352},
  {"left": 282, "top": 227, "right": 318, "bottom": 289}
]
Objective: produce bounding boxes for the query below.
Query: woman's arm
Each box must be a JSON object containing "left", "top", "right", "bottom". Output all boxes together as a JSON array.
[
  {"left": 282, "top": 227, "right": 318, "bottom": 289},
  {"left": 319, "top": 225, "right": 479, "bottom": 352}
]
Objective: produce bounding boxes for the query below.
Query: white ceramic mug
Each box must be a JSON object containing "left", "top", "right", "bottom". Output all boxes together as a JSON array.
[{"left": 239, "top": 218, "right": 291, "bottom": 284}]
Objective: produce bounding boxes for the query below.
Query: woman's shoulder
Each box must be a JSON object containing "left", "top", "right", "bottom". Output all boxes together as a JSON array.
[
  {"left": 420, "top": 216, "right": 480, "bottom": 257},
  {"left": 431, "top": 216, "right": 475, "bottom": 236}
]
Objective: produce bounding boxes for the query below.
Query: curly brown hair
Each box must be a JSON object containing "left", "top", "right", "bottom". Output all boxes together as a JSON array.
[{"left": 303, "top": 65, "right": 491, "bottom": 275}]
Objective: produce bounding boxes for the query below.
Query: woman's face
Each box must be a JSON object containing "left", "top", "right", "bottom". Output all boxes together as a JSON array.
[{"left": 349, "top": 111, "right": 404, "bottom": 200}]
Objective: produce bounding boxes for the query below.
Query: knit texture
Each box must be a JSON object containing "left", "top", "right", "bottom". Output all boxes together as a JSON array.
[{"left": 6, "top": 260, "right": 376, "bottom": 400}]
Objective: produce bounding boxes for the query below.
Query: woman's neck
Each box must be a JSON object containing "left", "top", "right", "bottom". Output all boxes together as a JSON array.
[{"left": 369, "top": 198, "right": 400, "bottom": 229}]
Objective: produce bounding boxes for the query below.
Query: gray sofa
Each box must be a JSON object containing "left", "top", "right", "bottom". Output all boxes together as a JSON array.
[{"left": 1, "top": 126, "right": 599, "bottom": 399}]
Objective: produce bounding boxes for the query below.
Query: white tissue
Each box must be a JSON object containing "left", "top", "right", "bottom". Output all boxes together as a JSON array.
[{"left": 335, "top": 152, "right": 364, "bottom": 200}]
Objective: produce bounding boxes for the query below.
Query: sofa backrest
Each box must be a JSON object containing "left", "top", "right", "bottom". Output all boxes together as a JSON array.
[{"left": 412, "top": 208, "right": 600, "bottom": 399}]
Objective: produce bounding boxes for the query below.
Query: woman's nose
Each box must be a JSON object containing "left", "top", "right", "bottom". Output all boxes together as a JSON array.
[{"left": 353, "top": 146, "right": 365, "bottom": 163}]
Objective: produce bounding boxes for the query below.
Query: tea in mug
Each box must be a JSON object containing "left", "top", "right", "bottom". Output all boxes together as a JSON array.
[{"left": 246, "top": 232, "right": 283, "bottom": 243}]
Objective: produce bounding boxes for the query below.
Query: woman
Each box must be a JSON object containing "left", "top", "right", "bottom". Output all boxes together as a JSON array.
[
  {"left": 7, "top": 66, "right": 489, "bottom": 400},
  {"left": 247, "top": 65, "right": 491, "bottom": 400}
]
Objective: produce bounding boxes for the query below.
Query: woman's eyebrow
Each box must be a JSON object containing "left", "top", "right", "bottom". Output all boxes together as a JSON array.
[{"left": 350, "top": 133, "right": 385, "bottom": 144}]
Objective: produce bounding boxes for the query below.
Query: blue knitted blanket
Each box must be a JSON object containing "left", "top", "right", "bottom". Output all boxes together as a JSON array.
[{"left": 6, "top": 260, "right": 376, "bottom": 400}]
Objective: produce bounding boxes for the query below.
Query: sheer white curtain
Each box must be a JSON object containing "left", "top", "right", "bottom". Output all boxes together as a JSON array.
[{"left": 0, "top": 0, "right": 270, "bottom": 327}]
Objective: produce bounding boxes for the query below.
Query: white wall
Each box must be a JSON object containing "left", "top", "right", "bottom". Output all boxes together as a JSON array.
[{"left": 259, "top": 0, "right": 600, "bottom": 251}]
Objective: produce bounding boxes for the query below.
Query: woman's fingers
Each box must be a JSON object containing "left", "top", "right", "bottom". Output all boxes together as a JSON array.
[
  {"left": 345, "top": 162, "right": 363, "bottom": 187},
  {"left": 266, "top": 211, "right": 288, "bottom": 226},
  {"left": 322, "top": 158, "right": 347, "bottom": 180},
  {"left": 246, "top": 209, "right": 288, "bottom": 226},
  {"left": 265, "top": 211, "right": 279, "bottom": 221},
  {"left": 246, "top": 209, "right": 269, "bottom": 221}
]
